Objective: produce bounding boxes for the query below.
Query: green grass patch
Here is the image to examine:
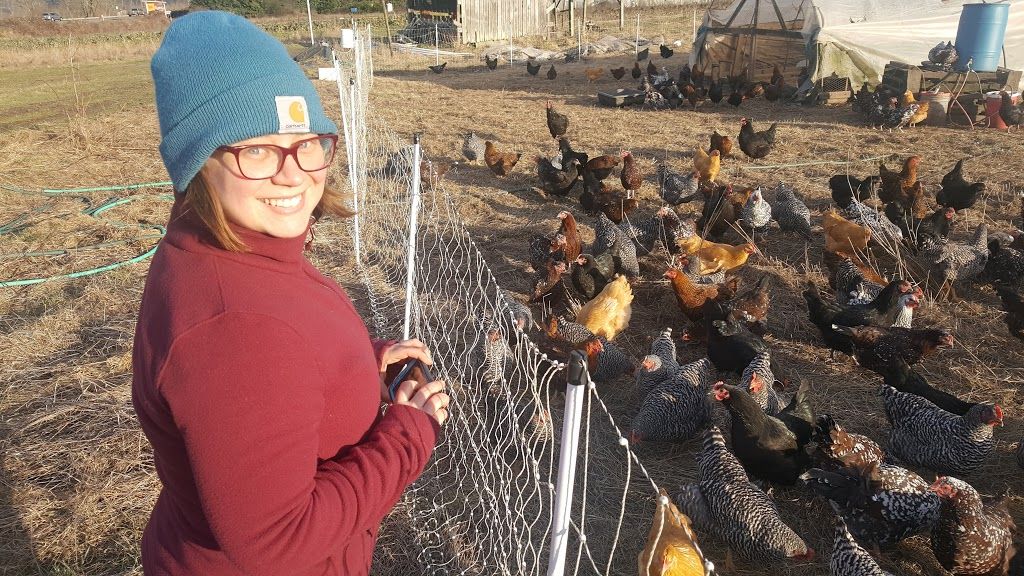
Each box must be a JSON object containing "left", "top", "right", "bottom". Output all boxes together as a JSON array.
[{"left": 0, "top": 60, "right": 154, "bottom": 130}]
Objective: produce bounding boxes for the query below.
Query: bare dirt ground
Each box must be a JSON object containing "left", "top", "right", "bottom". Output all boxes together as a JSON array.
[{"left": 2, "top": 7, "right": 1024, "bottom": 574}]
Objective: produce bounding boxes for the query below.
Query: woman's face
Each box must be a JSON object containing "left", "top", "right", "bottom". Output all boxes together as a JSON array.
[{"left": 201, "top": 133, "right": 328, "bottom": 239}]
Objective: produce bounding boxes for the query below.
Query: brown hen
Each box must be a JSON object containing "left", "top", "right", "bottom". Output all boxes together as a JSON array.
[{"left": 484, "top": 141, "right": 521, "bottom": 177}]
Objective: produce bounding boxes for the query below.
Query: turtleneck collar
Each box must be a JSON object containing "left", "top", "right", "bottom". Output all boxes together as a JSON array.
[{"left": 164, "top": 197, "right": 310, "bottom": 265}]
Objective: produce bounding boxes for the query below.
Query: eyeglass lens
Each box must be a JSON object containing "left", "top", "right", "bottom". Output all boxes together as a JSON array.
[{"left": 236, "top": 137, "right": 336, "bottom": 179}]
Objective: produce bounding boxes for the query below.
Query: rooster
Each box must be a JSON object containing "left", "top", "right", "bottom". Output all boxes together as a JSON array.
[
  {"left": 931, "top": 476, "right": 1016, "bottom": 576},
  {"left": 881, "top": 385, "right": 1001, "bottom": 476},
  {"left": 737, "top": 118, "right": 777, "bottom": 159},
  {"left": 677, "top": 427, "right": 813, "bottom": 563},
  {"left": 484, "top": 141, "right": 521, "bottom": 177},
  {"left": 575, "top": 274, "right": 632, "bottom": 340}
]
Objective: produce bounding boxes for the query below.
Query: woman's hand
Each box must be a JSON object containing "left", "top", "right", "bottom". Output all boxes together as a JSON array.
[
  {"left": 379, "top": 339, "right": 433, "bottom": 371},
  {"left": 392, "top": 379, "right": 450, "bottom": 425}
]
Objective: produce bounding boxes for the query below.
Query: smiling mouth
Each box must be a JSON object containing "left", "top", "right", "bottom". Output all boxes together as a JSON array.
[{"left": 260, "top": 194, "right": 301, "bottom": 208}]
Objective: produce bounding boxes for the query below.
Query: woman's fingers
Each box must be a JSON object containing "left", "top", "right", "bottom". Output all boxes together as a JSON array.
[
  {"left": 410, "top": 379, "right": 446, "bottom": 406},
  {"left": 393, "top": 379, "right": 450, "bottom": 424},
  {"left": 385, "top": 339, "right": 433, "bottom": 366}
]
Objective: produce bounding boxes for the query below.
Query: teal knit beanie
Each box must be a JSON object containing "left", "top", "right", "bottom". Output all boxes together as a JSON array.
[{"left": 152, "top": 11, "right": 338, "bottom": 192}]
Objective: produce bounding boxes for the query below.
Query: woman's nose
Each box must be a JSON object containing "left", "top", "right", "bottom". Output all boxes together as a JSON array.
[{"left": 272, "top": 152, "right": 306, "bottom": 186}]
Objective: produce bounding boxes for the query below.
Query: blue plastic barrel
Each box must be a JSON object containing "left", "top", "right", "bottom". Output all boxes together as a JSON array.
[{"left": 955, "top": 3, "right": 1010, "bottom": 72}]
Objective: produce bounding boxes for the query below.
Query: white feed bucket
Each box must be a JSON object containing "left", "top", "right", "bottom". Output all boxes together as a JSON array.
[{"left": 340, "top": 28, "right": 355, "bottom": 49}]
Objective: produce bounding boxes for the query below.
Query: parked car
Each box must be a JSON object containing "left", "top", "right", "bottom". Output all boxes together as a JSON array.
[
  {"left": 128, "top": 8, "right": 144, "bottom": 16},
  {"left": 42, "top": 12, "right": 61, "bottom": 21}
]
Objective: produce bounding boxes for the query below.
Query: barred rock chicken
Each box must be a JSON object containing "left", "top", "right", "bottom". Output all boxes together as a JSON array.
[
  {"left": 841, "top": 199, "right": 903, "bottom": 243},
  {"left": 930, "top": 223, "right": 988, "bottom": 298},
  {"left": 928, "top": 41, "right": 959, "bottom": 69},
  {"left": 484, "top": 141, "right": 521, "bottom": 177},
  {"left": 658, "top": 164, "right": 701, "bottom": 205},
  {"left": 882, "top": 385, "right": 1001, "bottom": 476},
  {"left": 714, "top": 381, "right": 814, "bottom": 484},
  {"left": 619, "top": 151, "right": 643, "bottom": 195},
  {"left": 882, "top": 358, "right": 977, "bottom": 416},
  {"left": 709, "top": 130, "right": 733, "bottom": 158},
  {"left": 984, "top": 240, "right": 1024, "bottom": 288},
  {"left": 740, "top": 350, "right": 787, "bottom": 415},
  {"left": 665, "top": 266, "right": 736, "bottom": 324},
  {"left": 830, "top": 324, "right": 951, "bottom": 375},
  {"left": 693, "top": 147, "right": 721, "bottom": 183},
  {"left": 545, "top": 100, "right": 568, "bottom": 139},
  {"left": 575, "top": 274, "right": 633, "bottom": 340},
  {"left": 462, "top": 131, "right": 486, "bottom": 162},
  {"left": 803, "top": 280, "right": 917, "bottom": 356},
  {"left": 572, "top": 253, "right": 613, "bottom": 300},
  {"left": 740, "top": 186, "right": 772, "bottom": 231},
  {"left": 813, "top": 414, "right": 884, "bottom": 471},
  {"left": 996, "top": 286, "right": 1024, "bottom": 340},
  {"left": 937, "top": 158, "right": 985, "bottom": 211},
  {"left": 635, "top": 327, "right": 681, "bottom": 392},
  {"left": 801, "top": 461, "right": 940, "bottom": 547},
  {"left": 830, "top": 516, "right": 895, "bottom": 576},
  {"left": 999, "top": 90, "right": 1023, "bottom": 130},
  {"left": 591, "top": 213, "right": 640, "bottom": 278},
  {"left": 678, "top": 427, "right": 813, "bottom": 563},
  {"left": 638, "top": 490, "right": 714, "bottom": 576},
  {"left": 620, "top": 206, "right": 686, "bottom": 256},
  {"left": 829, "top": 174, "right": 878, "bottom": 208},
  {"left": 824, "top": 210, "right": 872, "bottom": 256},
  {"left": 931, "top": 476, "right": 1016, "bottom": 576},
  {"left": 738, "top": 118, "right": 777, "bottom": 159},
  {"left": 830, "top": 256, "right": 886, "bottom": 306},
  {"left": 577, "top": 336, "right": 634, "bottom": 383},
  {"left": 629, "top": 358, "right": 716, "bottom": 443},
  {"left": 545, "top": 314, "right": 595, "bottom": 346},
  {"left": 535, "top": 155, "right": 580, "bottom": 196},
  {"left": 771, "top": 182, "right": 812, "bottom": 239}
]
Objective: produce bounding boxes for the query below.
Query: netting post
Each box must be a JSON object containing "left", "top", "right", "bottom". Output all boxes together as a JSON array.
[
  {"left": 402, "top": 134, "right": 423, "bottom": 340},
  {"left": 546, "top": 350, "right": 588, "bottom": 576}
]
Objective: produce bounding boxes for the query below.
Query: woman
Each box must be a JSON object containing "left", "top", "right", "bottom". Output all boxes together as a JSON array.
[{"left": 132, "top": 11, "right": 449, "bottom": 575}]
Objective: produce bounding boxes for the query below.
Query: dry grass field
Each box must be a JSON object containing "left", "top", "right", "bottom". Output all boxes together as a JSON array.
[{"left": 2, "top": 5, "right": 1024, "bottom": 575}]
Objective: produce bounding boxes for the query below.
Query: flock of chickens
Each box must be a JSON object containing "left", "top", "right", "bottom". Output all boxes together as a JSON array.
[{"left": 445, "top": 57, "right": 1024, "bottom": 576}]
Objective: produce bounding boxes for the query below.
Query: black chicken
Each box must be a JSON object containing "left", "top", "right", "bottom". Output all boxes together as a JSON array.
[
  {"left": 631, "top": 62, "right": 642, "bottom": 79},
  {"left": 996, "top": 286, "right": 1024, "bottom": 340},
  {"left": 557, "top": 137, "right": 588, "bottom": 168},
  {"left": 646, "top": 60, "right": 657, "bottom": 77},
  {"left": 936, "top": 159, "right": 985, "bottom": 211},
  {"left": 535, "top": 156, "right": 580, "bottom": 196},
  {"left": 999, "top": 90, "right": 1023, "bottom": 129},
  {"left": 526, "top": 60, "right": 540, "bottom": 76},
  {"left": 636, "top": 47, "right": 649, "bottom": 61},
  {"left": 546, "top": 65, "right": 557, "bottom": 80},
  {"left": 738, "top": 118, "right": 777, "bottom": 159},
  {"left": 428, "top": 62, "right": 447, "bottom": 74},
  {"left": 829, "top": 174, "right": 878, "bottom": 208},
  {"left": 712, "top": 381, "right": 813, "bottom": 484},
  {"left": 485, "top": 54, "right": 498, "bottom": 70},
  {"left": 545, "top": 101, "right": 568, "bottom": 139},
  {"left": 803, "top": 280, "right": 917, "bottom": 356},
  {"left": 708, "top": 79, "right": 723, "bottom": 104},
  {"left": 571, "top": 253, "right": 614, "bottom": 300},
  {"left": 704, "top": 300, "right": 775, "bottom": 374},
  {"left": 610, "top": 66, "right": 626, "bottom": 80},
  {"left": 881, "top": 358, "right": 978, "bottom": 416},
  {"left": 831, "top": 324, "right": 952, "bottom": 374},
  {"left": 659, "top": 44, "right": 673, "bottom": 58},
  {"left": 727, "top": 90, "right": 744, "bottom": 107},
  {"left": 983, "top": 240, "right": 1024, "bottom": 288}
]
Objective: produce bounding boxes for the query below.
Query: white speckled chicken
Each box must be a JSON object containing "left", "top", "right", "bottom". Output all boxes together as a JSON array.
[
  {"left": 770, "top": 182, "right": 812, "bottom": 240},
  {"left": 629, "top": 358, "right": 716, "bottom": 443},
  {"left": 461, "top": 131, "right": 486, "bottom": 162},
  {"left": 658, "top": 164, "right": 702, "bottom": 206},
  {"left": 931, "top": 476, "right": 1016, "bottom": 576},
  {"left": 829, "top": 515, "right": 894, "bottom": 576},
  {"left": 740, "top": 186, "right": 772, "bottom": 231},
  {"left": 678, "top": 427, "right": 813, "bottom": 564},
  {"left": 881, "top": 385, "right": 1001, "bottom": 476}
]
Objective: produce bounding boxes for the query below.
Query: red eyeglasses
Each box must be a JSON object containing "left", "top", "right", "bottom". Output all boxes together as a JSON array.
[{"left": 217, "top": 134, "right": 338, "bottom": 180}]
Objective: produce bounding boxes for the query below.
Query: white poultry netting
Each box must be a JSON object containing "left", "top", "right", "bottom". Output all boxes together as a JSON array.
[{"left": 329, "top": 28, "right": 669, "bottom": 576}]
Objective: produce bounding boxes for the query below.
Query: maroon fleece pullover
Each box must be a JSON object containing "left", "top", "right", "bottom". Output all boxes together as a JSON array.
[{"left": 132, "top": 202, "right": 438, "bottom": 575}]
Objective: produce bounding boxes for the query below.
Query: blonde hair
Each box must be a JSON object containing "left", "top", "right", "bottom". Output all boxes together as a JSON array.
[{"left": 180, "top": 171, "right": 355, "bottom": 252}]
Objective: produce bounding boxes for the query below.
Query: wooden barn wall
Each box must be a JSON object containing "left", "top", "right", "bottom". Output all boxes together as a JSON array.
[{"left": 458, "top": 0, "right": 549, "bottom": 43}]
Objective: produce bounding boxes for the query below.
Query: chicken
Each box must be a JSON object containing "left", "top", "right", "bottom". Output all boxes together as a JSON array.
[
  {"left": 983, "top": 239, "right": 1024, "bottom": 290},
  {"left": 630, "top": 358, "right": 717, "bottom": 443},
  {"left": 936, "top": 158, "right": 985, "bottom": 212},
  {"left": 428, "top": 62, "right": 447, "bottom": 74},
  {"left": 657, "top": 164, "right": 700, "bottom": 205},
  {"left": 664, "top": 265, "right": 736, "bottom": 323},
  {"left": 999, "top": 90, "right": 1023, "bottom": 130},
  {"left": 462, "top": 131, "right": 486, "bottom": 162},
  {"left": 632, "top": 62, "right": 643, "bottom": 79},
  {"left": 584, "top": 67, "right": 604, "bottom": 82},
  {"left": 877, "top": 155, "right": 920, "bottom": 208},
  {"left": 888, "top": 204, "right": 953, "bottom": 252},
  {"left": 529, "top": 259, "right": 568, "bottom": 303},
  {"left": 638, "top": 490, "right": 713, "bottom": 576},
  {"left": 545, "top": 314, "right": 595, "bottom": 346},
  {"left": 589, "top": 213, "right": 640, "bottom": 278},
  {"left": 692, "top": 241, "right": 755, "bottom": 275},
  {"left": 740, "top": 351, "right": 787, "bottom": 415},
  {"left": 577, "top": 336, "right": 634, "bottom": 383},
  {"left": 707, "top": 79, "right": 723, "bottom": 104},
  {"left": 882, "top": 384, "right": 1001, "bottom": 476},
  {"left": 729, "top": 274, "right": 771, "bottom": 334},
  {"left": 727, "top": 89, "right": 744, "bottom": 107},
  {"left": 709, "top": 130, "right": 733, "bottom": 158},
  {"left": 841, "top": 199, "right": 903, "bottom": 244},
  {"left": 830, "top": 516, "right": 894, "bottom": 576},
  {"left": 813, "top": 414, "right": 884, "bottom": 471},
  {"left": 558, "top": 137, "right": 589, "bottom": 168},
  {"left": 610, "top": 66, "right": 626, "bottom": 80},
  {"left": 830, "top": 324, "right": 952, "bottom": 375},
  {"left": 528, "top": 231, "right": 566, "bottom": 271},
  {"left": 546, "top": 65, "right": 557, "bottom": 80},
  {"left": 693, "top": 147, "right": 720, "bottom": 183},
  {"left": 635, "top": 327, "right": 681, "bottom": 392},
  {"left": 928, "top": 41, "right": 959, "bottom": 68},
  {"left": 931, "top": 476, "right": 1016, "bottom": 576},
  {"left": 881, "top": 357, "right": 977, "bottom": 415},
  {"left": 678, "top": 427, "right": 813, "bottom": 563},
  {"left": 829, "top": 255, "right": 887, "bottom": 306},
  {"left": 620, "top": 151, "right": 643, "bottom": 194},
  {"left": 830, "top": 174, "right": 878, "bottom": 208},
  {"left": 824, "top": 211, "right": 872, "bottom": 257},
  {"left": 929, "top": 223, "right": 988, "bottom": 298},
  {"left": 705, "top": 301, "right": 771, "bottom": 374},
  {"left": 484, "top": 141, "right": 521, "bottom": 177},
  {"left": 737, "top": 118, "right": 777, "bottom": 159},
  {"left": 572, "top": 253, "right": 614, "bottom": 299},
  {"left": 575, "top": 274, "right": 632, "bottom": 340},
  {"left": 485, "top": 54, "right": 498, "bottom": 70},
  {"left": 545, "top": 100, "right": 568, "bottom": 139},
  {"left": 621, "top": 206, "right": 683, "bottom": 256},
  {"left": 900, "top": 90, "right": 929, "bottom": 128},
  {"left": 526, "top": 60, "right": 541, "bottom": 76},
  {"left": 739, "top": 186, "right": 772, "bottom": 231},
  {"left": 582, "top": 183, "right": 640, "bottom": 227},
  {"left": 557, "top": 211, "right": 581, "bottom": 263},
  {"left": 803, "top": 280, "right": 917, "bottom": 356},
  {"left": 770, "top": 182, "right": 812, "bottom": 239},
  {"left": 996, "top": 286, "right": 1024, "bottom": 340},
  {"left": 646, "top": 60, "right": 658, "bottom": 76},
  {"left": 801, "top": 461, "right": 940, "bottom": 547},
  {"left": 585, "top": 154, "right": 621, "bottom": 181},
  {"left": 535, "top": 155, "right": 580, "bottom": 196}
]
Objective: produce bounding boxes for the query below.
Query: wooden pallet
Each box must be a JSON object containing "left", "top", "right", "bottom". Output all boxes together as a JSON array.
[{"left": 882, "top": 61, "right": 1022, "bottom": 95}]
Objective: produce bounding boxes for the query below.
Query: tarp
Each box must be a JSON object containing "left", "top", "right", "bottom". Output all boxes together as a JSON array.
[{"left": 691, "top": 0, "right": 1024, "bottom": 90}]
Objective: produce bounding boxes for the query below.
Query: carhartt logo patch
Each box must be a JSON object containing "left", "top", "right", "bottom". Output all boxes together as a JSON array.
[{"left": 276, "top": 96, "right": 310, "bottom": 133}]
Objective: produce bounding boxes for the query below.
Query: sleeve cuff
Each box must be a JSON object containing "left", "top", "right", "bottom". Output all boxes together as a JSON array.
[{"left": 379, "top": 404, "right": 440, "bottom": 453}]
